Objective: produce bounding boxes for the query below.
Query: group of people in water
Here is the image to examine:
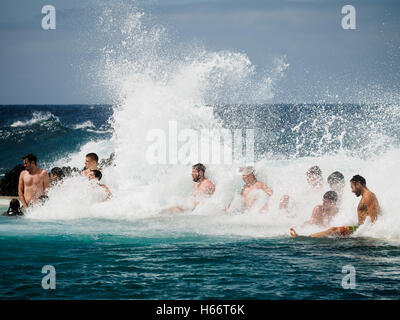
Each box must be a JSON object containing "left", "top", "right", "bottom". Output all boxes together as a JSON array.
[
  {"left": 167, "top": 162, "right": 380, "bottom": 238},
  {"left": 2, "top": 152, "right": 111, "bottom": 216},
  {"left": 3, "top": 153, "right": 381, "bottom": 239}
]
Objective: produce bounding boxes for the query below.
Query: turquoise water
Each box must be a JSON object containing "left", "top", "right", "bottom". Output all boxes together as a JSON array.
[{"left": 1, "top": 213, "right": 399, "bottom": 300}]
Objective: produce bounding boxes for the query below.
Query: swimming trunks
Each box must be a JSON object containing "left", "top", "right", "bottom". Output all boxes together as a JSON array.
[{"left": 338, "top": 226, "right": 358, "bottom": 236}]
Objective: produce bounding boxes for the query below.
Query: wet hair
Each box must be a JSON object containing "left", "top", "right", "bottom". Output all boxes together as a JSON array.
[
  {"left": 86, "top": 153, "right": 99, "bottom": 163},
  {"left": 239, "top": 166, "right": 255, "bottom": 176},
  {"left": 6, "top": 199, "right": 23, "bottom": 215},
  {"left": 327, "top": 171, "right": 345, "bottom": 186},
  {"left": 91, "top": 169, "right": 102, "bottom": 181},
  {"left": 323, "top": 191, "right": 338, "bottom": 203},
  {"left": 350, "top": 175, "right": 366, "bottom": 187},
  {"left": 307, "top": 165, "right": 322, "bottom": 178},
  {"left": 51, "top": 167, "right": 65, "bottom": 180},
  {"left": 22, "top": 153, "right": 37, "bottom": 165},
  {"left": 192, "top": 163, "right": 206, "bottom": 174}
]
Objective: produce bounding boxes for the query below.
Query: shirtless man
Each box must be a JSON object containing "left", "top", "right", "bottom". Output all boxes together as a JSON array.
[
  {"left": 290, "top": 175, "right": 380, "bottom": 238},
  {"left": 81, "top": 153, "right": 99, "bottom": 177},
  {"left": 306, "top": 191, "right": 339, "bottom": 227},
  {"left": 88, "top": 169, "right": 112, "bottom": 201},
  {"left": 224, "top": 167, "right": 273, "bottom": 213},
  {"left": 18, "top": 154, "right": 50, "bottom": 208},
  {"left": 168, "top": 163, "right": 215, "bottom": 213}
]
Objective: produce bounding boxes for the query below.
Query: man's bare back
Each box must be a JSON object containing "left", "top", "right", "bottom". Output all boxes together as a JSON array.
[
  {"left": 308, "top": 205, "right": 338, "bottom": 227},
  {"left": 357, "top": 190, "right": 380, "bottom": 225},
  {"left": 194, "top": 178, "right": 215, "bottom": 196},
  {"left": 193, "top": 178, "right": 215, "bottom": 206}
]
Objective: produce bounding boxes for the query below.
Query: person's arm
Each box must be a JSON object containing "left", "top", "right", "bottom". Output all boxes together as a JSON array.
[
  {"left": 100, "top": 184, "right": 112, "bottom": 201},
  {"left": 18, "top": 172, "right": 28, "bottom": 208},
  {"left": 308, "top": 206, "right": 322, "bottom": 225},
  {"left": 258, "top": 183, "right": 273, "bottom": 213},
  {"left": 43, "top": 170, "right": 50, "bottom": 191},
  {"left": 366, "top": 194, "right": 380, "bottom": 223},
  {"left": 279, "top": 195, "right": 290, "bottom": 210},
  {"left": 168, "top": 206, "right": 186, "bottom": 213},
  {"left": 261, "top": 183, "right": 273, "bottom": 197},
  {"left": 206, "top": 181, "right": 216, "bottom": 195}
]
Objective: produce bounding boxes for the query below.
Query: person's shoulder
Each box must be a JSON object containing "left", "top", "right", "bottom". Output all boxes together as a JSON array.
[
  {"left": 364, "top": 191, "right": 378, "bottom": 201},
  {"left": 255, "top": 181, "right": 267, "bottom": 188},
  {"left": 19, "top": 170, "right": 28, "bottom": 180},
  {"left": 39, "top": 169, "right": 49, "bottom": 176},
  {"left": 313, "top": 205, "right": 323, "bottom": 213}
]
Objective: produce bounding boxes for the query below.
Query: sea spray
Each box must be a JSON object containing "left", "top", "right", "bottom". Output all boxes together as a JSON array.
[{"left": 24, "top": 3, "right": 400, "bottom": 242}]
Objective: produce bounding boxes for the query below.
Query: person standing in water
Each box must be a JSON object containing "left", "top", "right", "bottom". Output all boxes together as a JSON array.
[
  {"left": 290, "top": 175, "right": 380, "bottom": 238},
  {"left": 82, "top": 153, "right": 100, "bottom": 177},
  {"left": 88, "top": 169, "right": 112, "bottom": 201},
  {"left": 168, "top": 163, "right": 215, "bottom": 213},
  {"left": 18, "top": 154, "right": 50, "bottom": 208}
]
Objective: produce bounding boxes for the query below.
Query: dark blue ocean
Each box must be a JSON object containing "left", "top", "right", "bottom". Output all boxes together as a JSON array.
[{"left": 0, "top": 104, "right": 399, "bottom": 300}]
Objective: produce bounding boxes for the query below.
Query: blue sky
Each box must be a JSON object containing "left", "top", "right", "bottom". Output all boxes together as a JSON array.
[{"left": 0, "top": 0, "right": 399, "bottom": 104}]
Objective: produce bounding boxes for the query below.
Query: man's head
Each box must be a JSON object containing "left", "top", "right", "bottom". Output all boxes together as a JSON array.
[
  {"left": 192, "top": 163, "right": 206, "bottom": 182},
  {"left": 22, "top": 153, "right": 37, "bottom": 172},
  {"left": 350, "top": 175, "right": 366, "bottom": 197},
  {"left": 9, "top": 198, "right": 21, "bottom": 212},
  {"left": 322, "top": 191, "right": 338, "bottom": 209},
  {"left": 50, "top": 167, "right": 65, "bottom": 182},
  {"left": 85, "top": 153, "right": 99, "bottom": 170},
  {"left": 240, "top": 166, "right": 256, "bottom": 185},
  {"left": 306, "top": 165, "right": 323, "bottom": 188},
  {"left": 88, "top": 169, "right": 102, "bottom": 181},
  {"left": 327, "top": 171, "right": 345, "bottom": 191}
]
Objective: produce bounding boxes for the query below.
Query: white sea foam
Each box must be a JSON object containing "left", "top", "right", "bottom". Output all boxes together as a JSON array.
[
  {"left": 10, "top": 111, "right": 59, "bottom": 127},
  {"left": 72, "top": 121, "right": 95, "bottom": 130}
]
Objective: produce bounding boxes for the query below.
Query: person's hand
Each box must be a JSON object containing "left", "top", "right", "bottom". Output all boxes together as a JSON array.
[{"left": 279, "top": 195, "right": 290, "bottom": 209}]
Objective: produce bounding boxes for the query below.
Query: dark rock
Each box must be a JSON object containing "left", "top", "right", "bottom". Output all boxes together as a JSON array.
[
  {"left": 0, "top": 164, "right": 25, "bottom": 196},
  {"left": 60, "top": 166, "right": 81, "bottom": 177},
  {"left": 99, "top": 152, "right": 116, "bottom": 169}
]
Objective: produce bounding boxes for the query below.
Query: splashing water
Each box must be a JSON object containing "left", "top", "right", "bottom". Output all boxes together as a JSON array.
[{"left": 23, "top": 4, "right": 400, "bottom": 243}]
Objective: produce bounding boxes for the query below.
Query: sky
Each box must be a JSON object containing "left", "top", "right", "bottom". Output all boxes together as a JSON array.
[{"left": 0, "top": 0, "right": 399, "bottom": 104}]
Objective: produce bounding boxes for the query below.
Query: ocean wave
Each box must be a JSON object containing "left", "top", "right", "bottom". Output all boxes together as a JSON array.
[
  {"left": 72, "top": 121, "right": 95, "bottom": 130},
  {"left": 10, "top": 111, "right": 60, "bottom": 128}
]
